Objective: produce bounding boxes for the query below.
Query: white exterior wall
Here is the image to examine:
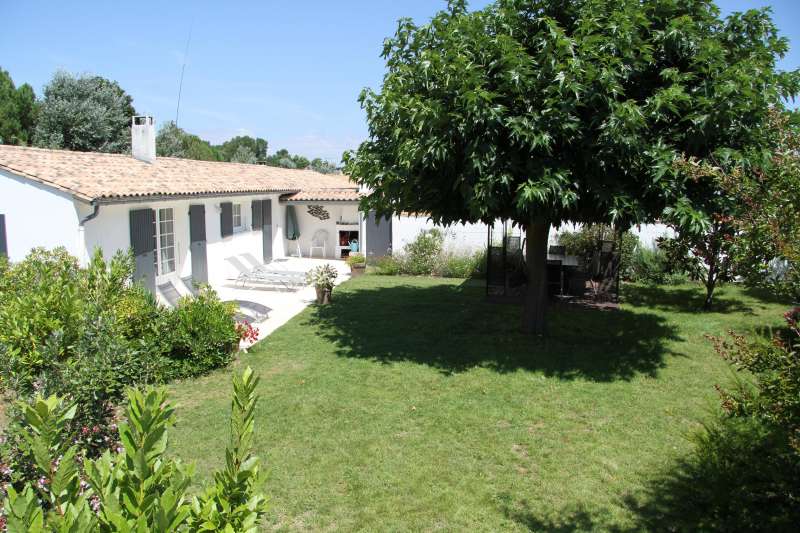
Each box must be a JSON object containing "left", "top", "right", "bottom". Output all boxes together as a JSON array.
[
  {"left": 391, "top": 214, "right": 673, "bottom": 254},
  {"left": 0, "top": 169, "right": 84, "bottom": 262},
  {"left": 550, "top": 222, "right": 673, "bottom": 249},
  {"left": 83, "top": 193, "right": 286, "bottom": 286},
  {"left": 283, "top": 203, "right": 360, "bottom": 259},
  {"left": 393, "top": 214, "right": 488, "bottom": 254}
]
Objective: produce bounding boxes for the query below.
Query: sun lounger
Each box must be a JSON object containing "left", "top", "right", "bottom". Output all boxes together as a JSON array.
[
  {"left": 225, "top": 256, "right": 305, "bottom": 289},
  {"left": 239, "top": 253, "right": 308, "bottom": 281}
]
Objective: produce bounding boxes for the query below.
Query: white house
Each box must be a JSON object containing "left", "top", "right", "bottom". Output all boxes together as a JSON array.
[
  {"left": 0, "top": 116, "right": 673, "bottom": 294},
  {"left": 0, "top": 117, "right": 364, "bottom": 292}
]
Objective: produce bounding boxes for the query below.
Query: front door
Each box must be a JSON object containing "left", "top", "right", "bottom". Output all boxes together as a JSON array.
[
  {"left": 129, "top": 208, "right": 156, "bottom": 292},
  {"left": 262, "top": 199, "right": 273, "bottom": 263},
  {"left": 189, "top": 204, "right": 208, "bottom": 284}
]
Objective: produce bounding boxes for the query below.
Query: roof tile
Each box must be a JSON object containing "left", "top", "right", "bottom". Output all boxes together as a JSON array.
[{"left": 0, "top": 145, "right": 355, "bottom": 202}]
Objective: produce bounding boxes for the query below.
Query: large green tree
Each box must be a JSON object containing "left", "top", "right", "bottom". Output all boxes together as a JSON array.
[
  {"left": 156, "top": 120, "right": 220, "bottom": 161},
  {"left": 344, "top": 0, "right": 799, "bottom": 334},
  {"left": 0, "top": 68, "right": 37, "bottom": 145},
  {"left": 217, "top": 135, "right": 267, "bottom": 162},
  {"left": 33, "top": 71, "right": 136, "bottom": 153}
]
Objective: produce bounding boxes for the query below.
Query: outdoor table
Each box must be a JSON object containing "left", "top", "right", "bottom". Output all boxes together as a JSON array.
[{"left": 546, "top": 253, "right": 579, "bottom": 295}]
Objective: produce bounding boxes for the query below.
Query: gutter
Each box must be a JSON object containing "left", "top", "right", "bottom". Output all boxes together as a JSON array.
[
  {"left": 94, "top": 189, "right": 299, "bottom": 205},
  {"left": 79, "top": 202, "right": 100, "bottom": 226}
]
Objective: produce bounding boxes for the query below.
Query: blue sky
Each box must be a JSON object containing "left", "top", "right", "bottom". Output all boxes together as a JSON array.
[{"left": 2, "top": 0, "right": 799, "bottom": 162}]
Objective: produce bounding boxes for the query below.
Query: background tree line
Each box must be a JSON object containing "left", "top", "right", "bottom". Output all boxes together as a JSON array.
[{"left": 0, "top": 68, "right": 339, "bottom": 173}]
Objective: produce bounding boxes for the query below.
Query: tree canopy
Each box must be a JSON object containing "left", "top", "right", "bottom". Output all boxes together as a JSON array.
[
  {"left": 0, "top": 68, "right": 38, "bottom": 145},
  {"left": 156, "top": 121, "right": 219, "bottom": 161},
  {"left": 33, "top": 71, "right": 136, "bottom": 153},
  {"left": 217, "top": 135, "right": 268, "bottom": 162},
  {"left": 344, "top": 0, "right": 800, "bottom": 333}
]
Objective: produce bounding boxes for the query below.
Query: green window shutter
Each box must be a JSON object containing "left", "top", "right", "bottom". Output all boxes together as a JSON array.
[
  {"left": 0, "top": 214, "right": 7, "bottom": 257},
  {"left": 129, "top": 209, "right": 156, "bottom": 254},
  {"left": 252, "top": 199, "right": 263, "bottom": 230},
  {"left": 220, "top": 202, "right": 233, "bottom": 237}
]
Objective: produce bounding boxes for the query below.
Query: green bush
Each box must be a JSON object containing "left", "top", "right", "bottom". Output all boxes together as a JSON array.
[
  {"left": 372, "top": 255, "right": 403, "bottom": 275},
  {"left": 437, "top": 250, "right": 486, "bottom": 279},
  {"left": 370, "top": 230, "right": 485, "bottom": 279},
  {"left": 1, "top": 368, "right": 268, "bottom": 531},
  {"left": 402, "top": 229, "right": 444, "bottom": 275},
  {"left": 0, "top": 248, "right": 84, "bottom": 393},
  {"left": 627, "top": 245, "right": 689, "bottom": 285},
  {"left": 346, "top": 252, "right": 366, "bottom": 267},
  {"left": 0, "top": 247, "right": 245, "bottom": 464},
  {"left": 163, "top": 286, "right": 240, "bottom": 380}
]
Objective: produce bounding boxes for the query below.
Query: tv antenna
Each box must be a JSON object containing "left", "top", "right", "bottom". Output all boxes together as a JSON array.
[{"left": 175, "top": 19, "right": 194, "bottom": 127}]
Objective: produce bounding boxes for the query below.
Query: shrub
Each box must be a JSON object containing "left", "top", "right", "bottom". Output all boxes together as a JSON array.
[
  {"left": 627, "top": 245, "right": 688, "bottom": 285},
  {"left": 1, "top": 368, "right": 268, "bottom": 531},
  {"left": 346, "top": 253, "right": 366, "bottom": 267},
  {"left": 402, "top": 229, "right": 444, "bottom": 275},
  {"left": 0, "top": 248, "right": 84, "bottom": 393},
  {"left": 163, "top": 286, "right": 240, "bottom": 380},
  {"left": 370, "top": 230, "right": 485, "bottom": 278},
  {"left": 372, "top": 255, "right": 403, "bottom": 275},
  {"left": 0, "top": 248, "right": 246, "bottom": 463},
  {"left": 437, "top": 250, "right": 486, "bottom": 279},
  {"left": 711, "top": 308, "right": 800, "bottom": 453}
]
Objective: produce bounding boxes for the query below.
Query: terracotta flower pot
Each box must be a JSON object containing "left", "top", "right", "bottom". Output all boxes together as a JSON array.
[
  {"left": 315, "top": 286, "right": 332, "bottom": 304},
  {"left": 350, "top": 264, "right": 366, "bottom": 277}
]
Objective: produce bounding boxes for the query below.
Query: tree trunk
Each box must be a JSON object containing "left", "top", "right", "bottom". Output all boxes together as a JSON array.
[
  {"left": 522, "top": 221, "right": 551, "bottom": 335},
  {"left": 703, "top": 249, "right": 717, "bottom": 311},
  {"left": 704, "top": 272, "right": 716, "bottom": 310}
]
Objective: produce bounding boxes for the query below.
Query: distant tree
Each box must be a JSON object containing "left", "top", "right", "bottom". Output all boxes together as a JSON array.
[
  {"left": 33, "top": 71, "right": 136, "bottom": 153},
  {"left": 0, "top": 68, "right": 37, "bottom": 145},
  {"left": 311, "top": 158, "right": 338, "bottom": 174},
  {"left": 277, "top": 157, "right": 297, "bottom": 169},
  {"left": 230, "top": 144, "right": 257, "bottom": 164},
  {"left": 344, "top": 0, "right": 800, "bottom": 334},
  {"left": 155, "top": 121, "right": 186, "bottom": 158},
  {"left": 156, "top": 121, "right": 220, "bottom": 161},
  {"left": 217, "top": 135, "right": 267, "bottom": 162},
  {"left": 291, "top": 155, "right": 310, "bottom": 169}
]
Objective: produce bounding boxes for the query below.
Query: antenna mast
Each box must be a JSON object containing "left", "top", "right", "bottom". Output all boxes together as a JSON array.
[{"left": 175, "top": 20, "right": 194, "bottom": 127}]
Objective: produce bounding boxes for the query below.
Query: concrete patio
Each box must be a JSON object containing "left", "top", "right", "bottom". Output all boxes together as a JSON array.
[{"left": 212, "top": 257, "right": 351, "bottom": 345}]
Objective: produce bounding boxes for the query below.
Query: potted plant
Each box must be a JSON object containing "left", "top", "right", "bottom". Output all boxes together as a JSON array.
[
  {"left": 346, "top": 252, "right": 366, "bottom": 277},
  {"left": 307, "top": 264, "right": 338, "bottom": 304}
]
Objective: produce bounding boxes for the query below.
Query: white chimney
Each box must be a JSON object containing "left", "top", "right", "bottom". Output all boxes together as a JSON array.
[{"left": 131, "top": 116, "right": 156, "bottom": 163}]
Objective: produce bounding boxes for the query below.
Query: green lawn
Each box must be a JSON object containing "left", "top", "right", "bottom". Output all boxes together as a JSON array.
[{"left": 168, "top": 276, "right": 788, "bottom": 531}]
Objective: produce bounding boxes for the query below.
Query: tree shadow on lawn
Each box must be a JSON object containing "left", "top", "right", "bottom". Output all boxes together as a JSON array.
[
  {"left": 622, "top": 284, "right": 756, "bottom": 314},
  {"left": 304, "top": 280, "right": 683, "bottom": 381},
  {"left": 498, "top": 418, "right": 800, "bottom": 532},
  {"left": 619, "top": 417, "right": 800, "bottom": 533}
]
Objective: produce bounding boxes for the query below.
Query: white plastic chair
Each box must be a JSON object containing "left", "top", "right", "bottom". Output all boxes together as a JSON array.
[{"left": 309, "top": 229, "right": 328, "bottom": 258}]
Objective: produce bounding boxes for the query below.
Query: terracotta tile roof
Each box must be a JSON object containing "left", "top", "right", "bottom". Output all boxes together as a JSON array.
[
  {"left": 280, "top": 188, "right": 361, "bottom": 203},
  {"left": 0, "top": 144, "right": 355, "bottom": 203}
]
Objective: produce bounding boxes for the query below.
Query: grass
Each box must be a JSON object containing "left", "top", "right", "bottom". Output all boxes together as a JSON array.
[{"left": 167, "top": 276, "right": 789, "bottom": 531}]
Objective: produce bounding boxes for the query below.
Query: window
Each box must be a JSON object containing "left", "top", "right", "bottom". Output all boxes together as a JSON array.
[
  {"left": 232, "top": 203, "right": 242, "bottom": 229},
  {"left": 156, "top": 208, "right": 176, "bottom": 275}
]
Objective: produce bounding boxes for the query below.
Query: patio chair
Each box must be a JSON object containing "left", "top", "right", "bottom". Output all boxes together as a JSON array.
[
  {"left": 225, "top": 299, "right": 271, "bottom": 323},
  {"left": 225, "top": 256, "right": 295, "bottom": 290},
  {"left": 309, "top": 229, "right": 328, "bottom": 258},
  {"left": 158, "top": 281, "right": 184, "bottom": 308}
]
